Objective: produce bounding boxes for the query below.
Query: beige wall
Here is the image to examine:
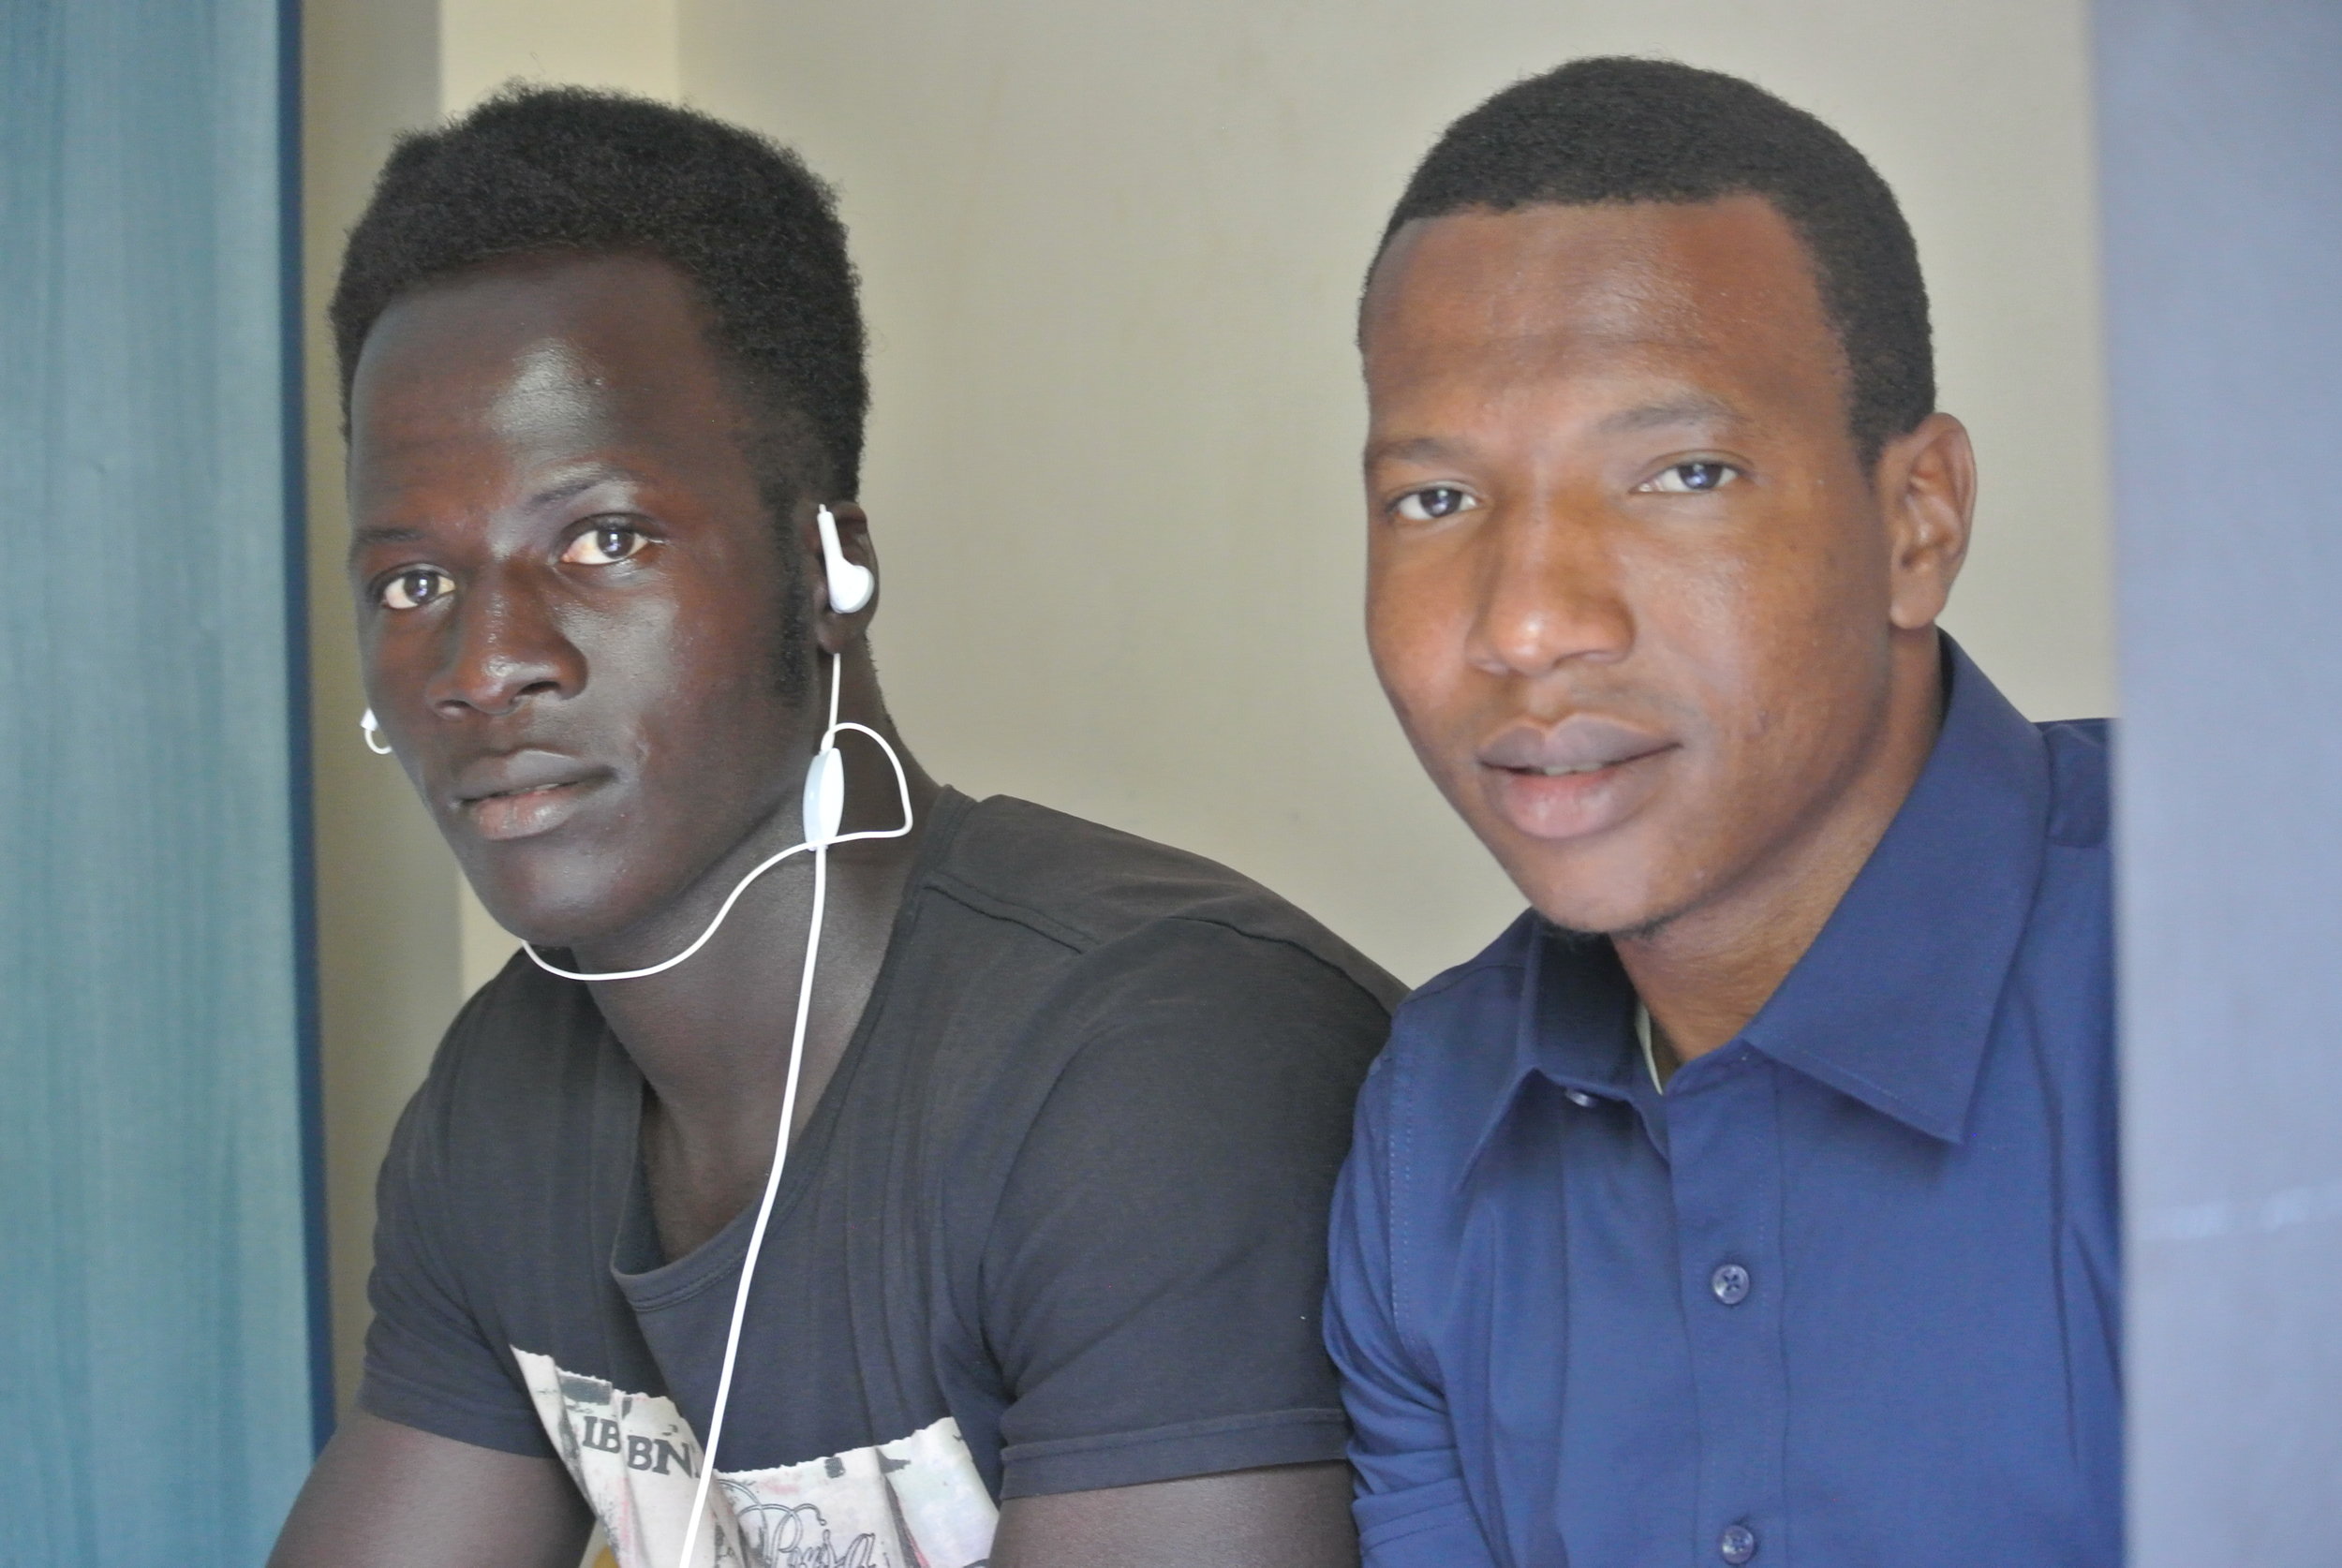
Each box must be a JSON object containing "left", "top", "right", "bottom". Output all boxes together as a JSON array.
[
  {"left": 304, "top": 0, "right": 2111, "bottom": 1415},
  {"left": 304, "top": 0, "right": 450, "bottom": 1423},
  {"left": 439, "top": 0, "right": 679, "bottom": 110}
]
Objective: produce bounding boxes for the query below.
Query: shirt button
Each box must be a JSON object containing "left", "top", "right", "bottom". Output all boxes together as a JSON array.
[
  {"left": 1710, "top": 1263, "right": 1751, "bottom": 1306},
  {"left": 1719, "top": 1522, "right": 1758, "bottom": 1563},
  {"left": 1564, "top": 1088, "right": 1594, "bottom": 1108}
]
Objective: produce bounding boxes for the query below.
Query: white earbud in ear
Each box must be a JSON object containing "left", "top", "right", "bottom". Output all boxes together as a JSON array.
[
  {"left": 816, "top": 505, "right": 874, "bottom": 614},
  {"left": 802, "top": 744, "right": 845, "bottom": 845},
  {"left": 360, "top": 708, "right": 393, "bottom": 755}
]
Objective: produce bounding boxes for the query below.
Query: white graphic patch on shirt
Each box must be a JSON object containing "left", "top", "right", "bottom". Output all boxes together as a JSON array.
[{"left": 515, "top": 1348, "right": 997, "bottom": 1568}]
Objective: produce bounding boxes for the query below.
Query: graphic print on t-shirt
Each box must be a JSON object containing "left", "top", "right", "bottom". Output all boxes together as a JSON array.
[{"left": 516, "top": 1349, "right": 998, "bottom": 1568}]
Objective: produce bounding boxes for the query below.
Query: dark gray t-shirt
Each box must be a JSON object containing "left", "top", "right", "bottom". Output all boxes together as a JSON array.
[{"left": 360, "top": 790, "right": 1400, "bottom": 1568}]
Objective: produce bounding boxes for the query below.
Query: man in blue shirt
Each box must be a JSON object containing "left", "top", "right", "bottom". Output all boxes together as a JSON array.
[{"left": 1327, "top": 57, "right": 2118, "bottom": 1567}]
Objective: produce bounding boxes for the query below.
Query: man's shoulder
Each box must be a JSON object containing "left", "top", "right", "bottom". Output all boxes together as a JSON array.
[
  {"left": 2035, "top": 717, "right": 2111, "bottom": 851},
  {"left": 1400, "top": 910, "right": 1542, "bottom": 1007},
  {"left": 929, "top": 793, "right": 1405, "bottom": 1011},
  {"left": 1386, "top": 910, "right": 1546, "bottom": 1044},
  {"left": 404, "top": 956, "right": 604, "bottom": 1141},
  {"left": 1361, "top": 913, "right": 1547, "bottom": 1137}
]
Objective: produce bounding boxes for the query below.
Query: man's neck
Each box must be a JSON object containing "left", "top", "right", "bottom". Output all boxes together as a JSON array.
[
  {"left": 571, "top": 668, "right": 942, "bottom": 1261},
  {"left": 1620, "top": 635, "right": 1945, "bottom": 1074}
]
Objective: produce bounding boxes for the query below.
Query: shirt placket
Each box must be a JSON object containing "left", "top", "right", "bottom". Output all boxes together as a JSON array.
[{"left": 1664, "top": 1046, "right": 1788, "bottom": 1567}]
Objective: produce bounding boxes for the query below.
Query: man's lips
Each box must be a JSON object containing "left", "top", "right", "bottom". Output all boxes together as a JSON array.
[
  {"left": 1476, "top": 717, "right": 1676, "bottom": 842},
  {"left": 451, "top": 750, "right": 612, "bottom": 842}
]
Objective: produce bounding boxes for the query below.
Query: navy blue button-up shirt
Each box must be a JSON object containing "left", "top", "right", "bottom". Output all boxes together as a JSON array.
[{"left": 1327, "top": 644, "right": 2120, "bottom": 1567}]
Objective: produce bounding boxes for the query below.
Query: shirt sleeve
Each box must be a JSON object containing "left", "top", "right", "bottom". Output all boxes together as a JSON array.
[
  {"left": 981, "top": 920, "right": 1389, "bottom": 1499},
  {"left": 1325, "top": 1047, "right": 1496, "bottom": 1566},
  {"left": 355, "top": 1039, "right": 558, "bottom": 1459}
]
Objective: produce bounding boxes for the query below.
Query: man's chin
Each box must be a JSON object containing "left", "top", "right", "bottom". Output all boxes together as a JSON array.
[
  {"left": 1480, "top": 821, "right": 1677, "bottom": 940},
  {"left": 455, "top": 865, "right": 639, "bottom": 954},
  {"left": 1506, "top": 856, "right": 1689, "bottom": 945},
  {"left": 1530, "top": 900, "right": 1682, "bottom": 946}
]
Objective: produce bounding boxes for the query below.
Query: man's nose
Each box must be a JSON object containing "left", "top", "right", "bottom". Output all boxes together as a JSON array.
[
  {"left": 1466, "top": 498, "right": 1636, "bottom": 679},
  {"left": 424, "top": 567, "right": 586, "bottom": 719}
]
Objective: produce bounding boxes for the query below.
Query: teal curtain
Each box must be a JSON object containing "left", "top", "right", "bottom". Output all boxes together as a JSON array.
[{"left": 0, "top": 1, "right": 322, "bottom": 1561}]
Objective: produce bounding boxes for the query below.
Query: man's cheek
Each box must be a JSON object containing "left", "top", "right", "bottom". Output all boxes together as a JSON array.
[{"left": 1389, "top": 684, "right": 1464, "bottom": 786}]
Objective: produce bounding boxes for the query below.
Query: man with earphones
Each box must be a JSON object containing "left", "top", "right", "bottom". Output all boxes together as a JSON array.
[
  {"left": 270, "top": 89, "right": 1397, "bottom": 1568},
  {"left": 1325, "top": 59, "right": 2119, "bottom": 1567}
]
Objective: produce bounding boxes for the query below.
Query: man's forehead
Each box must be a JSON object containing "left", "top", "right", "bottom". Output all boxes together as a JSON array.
[
  {"left": 356, "top": 255, "right": 712, "bottom": 399},
  {"left": 348, "top": 327, "right": 628, "bottom": 476},
  {"left": 1364, "top": 197, "right": 1819, "bottom": 355},
  {"left": 488, "top": 340, "right": 610, "bottom": 449},
  {"left": 350, "top": 258, "right": 745, "bottom": 453},
  {"left": 1360, "top": 200, "right": 1845, "bottom": 441}
]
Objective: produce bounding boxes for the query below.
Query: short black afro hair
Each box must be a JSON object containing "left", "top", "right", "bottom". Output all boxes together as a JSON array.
[
  {"left": 331, "top": 85, "right": 867, "bottom": 499},
  {"left": 1376, "top": 57, "right": 1934, "bottom": 463}
]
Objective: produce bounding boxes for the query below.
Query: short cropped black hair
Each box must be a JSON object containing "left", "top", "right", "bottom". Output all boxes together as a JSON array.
[
  {"left": 1376, "top": 57, "right": 1933, "bottom": 462},
  {"left": 332, "top": 85, "right": 867, "bottom": 499}
]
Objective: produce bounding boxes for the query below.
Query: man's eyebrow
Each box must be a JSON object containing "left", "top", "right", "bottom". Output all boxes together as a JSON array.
[
  {"left": 346, "top": 469, "right": 637, "bottom": 558},
  {"left": 1364, "top": 435, "right": 1471, "bottom": 467},
  {"left": 1596, "top": 394, "right": 1744, "bottom": 434},
  {"left": 528, "top": 468, "right": 627, "bottom": 509},
  {"left": 348, "top": 523, "right": 424, "bottom": 554}
]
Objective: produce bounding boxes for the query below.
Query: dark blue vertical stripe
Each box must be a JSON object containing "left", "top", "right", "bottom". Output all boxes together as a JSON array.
[{"left": 275, "top": 0, "right": 336, "bottom": 1457}]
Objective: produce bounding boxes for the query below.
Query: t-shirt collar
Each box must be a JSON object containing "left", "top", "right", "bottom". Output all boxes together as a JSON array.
[{"left": 1477, "top": 635, "right": 2050, "bottom": 1153}]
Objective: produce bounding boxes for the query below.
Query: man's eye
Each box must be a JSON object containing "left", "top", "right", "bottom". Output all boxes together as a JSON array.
[
  {"left": 561, "top": 523, "right": 650, "bottom": 566},
  {"left": 1640, "top": 462, "right": 1741, "bottom": 495},
  {"left": 1394, "top": 487, "right": 1478, "bottom": 522},
  {"left": 379, "top": 569, "right": 454, "bottom": 611}
]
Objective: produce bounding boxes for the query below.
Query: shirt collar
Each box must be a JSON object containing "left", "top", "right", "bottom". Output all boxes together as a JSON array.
[
  {"left": 1456, "top": 915, "right": 1642, "bottom": 1180},
  {"left": 1474, "top": 636, "right": 2050, "bottom": 1155},
  {"left": 1742, "top": 637, "right": 2048, "bottom": 1142}
]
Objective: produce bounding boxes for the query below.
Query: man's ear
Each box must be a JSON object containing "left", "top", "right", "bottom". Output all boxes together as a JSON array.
[
  {"left": 1876, "top": 412, "right": 1976, "bottom": 632},
  {"left": 803, "top": 499, "right": 879, "bottom": 654}
]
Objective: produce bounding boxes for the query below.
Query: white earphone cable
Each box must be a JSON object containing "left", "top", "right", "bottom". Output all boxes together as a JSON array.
[
  {"left": 667, "top": 652, "right": 911, "bottom": 1568},
  {"left": 672, "top": 791, "right": 825, "bottom": 1568}
]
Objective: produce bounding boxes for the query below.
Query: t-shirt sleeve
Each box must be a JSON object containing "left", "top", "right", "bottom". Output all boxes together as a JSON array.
[
  {"left": 1325, "top": 1047, "right": 1495, "bottom": 1566},
  {"left": 981, "top": 921, "right": 1389, "bottom": 1499},
  {"left": 355, "top": 1036, "right": 557, "bottom": 1459}
]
